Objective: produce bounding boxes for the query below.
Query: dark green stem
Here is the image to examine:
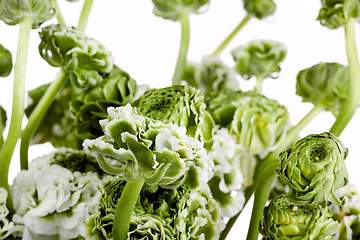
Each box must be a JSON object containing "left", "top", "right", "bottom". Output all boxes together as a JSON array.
[
  {"left": 330, "top": 19, "right": 360, "bottom": 136},
  {"left": 52, "top": 0, "right": 66, "bottom": 25},
  {"left": 244, "top": 103, "right": 325, "bottom": 240},
  {"left": 113, "top": 178, "right": 145, "bottom": 240},
  {"left": 172, "top": 11, "right": 190, "bottom": 86},
  {"left": 212, "top": 15, "right": 251, "bottom": 56},
  {"left": 0, "top": 16, "right": 32, "bottom": 213},
  {"left": 77, "top": 0, "right": 94, "bottom": 32},
  {"left": 20, "top": 70, "right": 68, "bottom": 170}
]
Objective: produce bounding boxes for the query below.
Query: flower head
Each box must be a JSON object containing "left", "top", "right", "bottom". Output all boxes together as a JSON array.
[
  {"left": 0, "top": 44, "right": 12, "bottom": 77},
  {"left": 242, "top": 0, "right": 276, "bottom": 19},
  {"left": 152, "top": 0, "right": 209, "bottom": 20}
]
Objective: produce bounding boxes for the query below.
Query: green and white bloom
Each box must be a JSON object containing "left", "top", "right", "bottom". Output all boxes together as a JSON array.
[
  {"left": 296, "top": 62, "right": 349, "bottom": 117},
  {"left": 39, "top": 24, "right": 113, "bottom": 73},
  {"left": 278, "top": 132, "right": 348, "bottom": 205},
  {"left": 0, "top": 0, "right": 54, "bottom": 28},
  {"left": 84, "top": 104, "right": 213, "bottom": 190},
  {"left": 330, "top": 184, "right": 360, "bottom": 240},
  {"left": 0, "top": 188, "right": 23, "bottom": 239},
  {"left": 242, "top": 0, "right": 276, "bottom": 19},
  {"left": 87, "top": 176, "right": 223, "bottom": 240},
  {"left": 134, "top": 86, "right": 214, "bottom": 150},
  {"left": 260, "top": 194, "right": 339, "bottom": 239},
  {"left": 152, "top": 0, "right": 209, "bottom": 20},
  {"left": 11, "top": 149, "right": 104, "bottom": 240}
]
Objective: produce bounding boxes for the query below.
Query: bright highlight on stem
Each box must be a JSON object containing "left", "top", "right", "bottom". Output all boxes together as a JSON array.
[
  {"left": 172, "top": 11, "right": 190, "bottom": 86},
  {"left": 0, "top": 16, "right": 32, "bottom": 213}
]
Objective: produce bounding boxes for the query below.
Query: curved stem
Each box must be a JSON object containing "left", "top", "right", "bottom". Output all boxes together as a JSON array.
[
  {"left": 172, "top": 11, "right": 190, "bottom": 86},
  {"left": 113, "top": 178, "right": 145, "bottom": 240},
  {"left": 77, "top": 0, "right": 94, "bottom": 32},
  {"left": 244, "top": 103, "right": 325, "bottom": 240},
  {"left": 0, "top": 16, "right": 32, "bottom": 213},
  {"left": 212, "top": 15, "right": 251, "bottom": 56},
  {"left": 20, "top": 69, "right": 68, "bottom": 170},
  {"left": 52, "top": 0, "right": 66, "bottom": 25},
  {"left": 330, "top": 19, "right": 360, "bottom": 136}
]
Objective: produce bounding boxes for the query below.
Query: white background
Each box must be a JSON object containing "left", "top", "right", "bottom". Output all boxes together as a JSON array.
[{"left": 0, "top": 0, "right": 359, "bottom": 239}]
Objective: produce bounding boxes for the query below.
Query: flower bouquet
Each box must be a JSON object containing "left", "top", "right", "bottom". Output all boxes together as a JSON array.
[{"left": 0, "top": 0, "right": 360, "bottom": 240}]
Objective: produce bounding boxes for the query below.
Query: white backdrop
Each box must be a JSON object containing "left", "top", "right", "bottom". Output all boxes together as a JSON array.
[{"left": 0, "top": 1, "right": 359, "bottom": 239}]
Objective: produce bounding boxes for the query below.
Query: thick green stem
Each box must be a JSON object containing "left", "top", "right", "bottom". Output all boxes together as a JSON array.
[
  {"left": 20, "top": 70, "right": 68, "bottom": 170},
  {"left": 172, "top": 11, "right": 190, "bottom": 86},
  {"left": 212, "top": 15, "right": 251, "bottom": 56},
  {"left": 0, "top": 113, "right": 3, "bottom": 150},
  {"left": 52, "top": 0, "right": 66, "bottom": 25},
  {"left": 0, "top": 16, "right": 32, "bottom": 213},
  {"left": 77, "top": 0, "right": 94, "bottom": 32},
  {"left": 244, "top": 103, "right": 325, "bottom": 240},
  {"left": 255, "top": 75, "right": 264, "bottom": 93},
  {"left": 113, "top": 178, "right": 145, "bottom": 240},
  {"left": 330, "top": 19, "right": 360, "bottom": 136}
]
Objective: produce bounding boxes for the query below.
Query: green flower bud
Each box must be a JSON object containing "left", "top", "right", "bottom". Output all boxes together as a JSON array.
[
  {"left": 278, "top": 132, "right": 348, "bottom": 205},
  {"left": 152, "top": 0, "right": 209, "bottom": 21},
  {"left": 182, "top": 56, "right": 239, "bottom": 96},
  {"left": 231, "top": 40, "right": 287, "bottom": 80},
  {"left": 0, "top": 44, "right": 12, "bottom": 77},
  {"left": 39, "top": 24, "right": 113, "bottom": 72},
  {"left": 260, "top": 194, "right": 339, "bottom": 239},
  {"left": 134, "top": 85, "right": 215, "bottom": 150},
  {"left": 296, "top": 62, "right": 349, "bottom": 117},
  {"left": 83, "top": 104, "right": 214, "bottom": 190},
  {"left": 317, "top": 0, "right": 360, "bottom": 29},
  {"left": 243, "top": 0, "right": 276, "bottom": 19},
  {"left": 0, "top": 0, "right": 54, "bottom": 28},
  {"left": 208, "top": 90, "right": 289, "bottom": 157},
  {"left": 0, "top": 105, "right": 7, "bottom": 132}
]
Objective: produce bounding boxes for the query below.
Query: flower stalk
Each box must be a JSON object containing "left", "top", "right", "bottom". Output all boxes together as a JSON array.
[
  {"left": 0, "top": 16, "right": 33, "bottom": 213},
  {"left": 52, "top": 0, "right": 66, "bottom": 25},
  {"left": 212, "top": 15, "right": 251, "bottom": 56},
  {"left": 330, "top": 18, "right": 360, "bottom": 136},
  {"left": 172, "top": 11, "right": 190, "bottom": 85},
  {"left": 113, "top": 178, "right": 145, "bottom": 240},
  {"left": 77, "top": 0, "right": 94, "bottom": 32}
]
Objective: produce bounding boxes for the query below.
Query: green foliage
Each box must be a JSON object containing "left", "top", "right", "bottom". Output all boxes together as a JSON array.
[
  {"left": 83, "top": 104, "right": 213, "bottom": 189},
  {"left": 38, "top": 24, "right": 113, "bottom": 72},
  {"left": 278, "top": 132, "right": 348, "bottom": 205},
  {"left": 152, "top": 0, "right": 209, "bottom": 20},
  {"left": 88, "top": 177, "right": 223, "bottom": 240},
  {"left": 182, "top": 56, "right": 239, "bottom": 96},
  {"left": 0, "top": 44, "right": 12, "bottom": 77},
  {"left": 25, "top": 80, "right": 83, "bottom": 149},
  {"left": 296, "top": 62, "right": 349, "bottom": 117},
  {"left": 260, "top": 194, "right": 339, "bottom": 239},
  {"left": 208, "top": 90, "right": 289, "bottom": 157},
  {"left": 0, "top": 0, "right": 54, "bottom": 28},
  {"left": 318, "top": 0, "right": 360, "bottom": 29},
  {"left": 243, "top": 0, "right": 276, "bottom": 19},
  {"left": 70, "top": 66, "right": 146, "bottom": 141},
  {"left": 134, "top": 85, "right": 214, "bottom": 149},
  {"left": 231, "top": 40, "right": 287, "bottom": 81}
]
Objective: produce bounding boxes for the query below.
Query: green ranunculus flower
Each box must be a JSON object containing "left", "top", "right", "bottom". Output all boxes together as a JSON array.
[
  {"left": 260, "top": 194, "right": 339, "bottom": 239},
  {"left": 278, "top": 132, "right": 348, "bottom": 205},
  {"left": 208, "top": 90, "right": 289, "bottom": 157},
  {"left": 11, "top": 149, "right": 104, "bottom": 240},
  {"left": 182, "top": 56, "right": 239, "bottom": 97},
  {"left": 318, "top": 0, "right": 360, "bottom": 29},
  {"left": 0, "top": 188, "right": 23, "bottom": 239},
  {"left": 38, "top": 24, "right": 113, "bottom": 72},
  {"left": 231, "top": 40, "right": 287, "bottom": 81},
  {"left": 83, "top": 104, "right": 213, "bottom": 190},
  {"left": 0, "top": 0, "right": 54, "bottom": 28},
  {"left": 134, "top": 85, "right": 214, "bottom": 150},
  {"left": 243, "top": 0, "right": 276, "bottom": 19},
  {"left": 152, "top": 0, "right": 209, "bottom": 21},
  {"left": 296, "top": 62, "right": 349, "bottom": 117},
  {"left": 0, "top": 44, "right": 12, "bottom": 77},
  {"left": 87, "top": 177, "right": 223, "bottom": 240},
  {"left": 70, "top": 66, "right": 148, "bottom": 141},
  {"left": 329, "top": 184, "right": 360, "bottom": 240}
]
